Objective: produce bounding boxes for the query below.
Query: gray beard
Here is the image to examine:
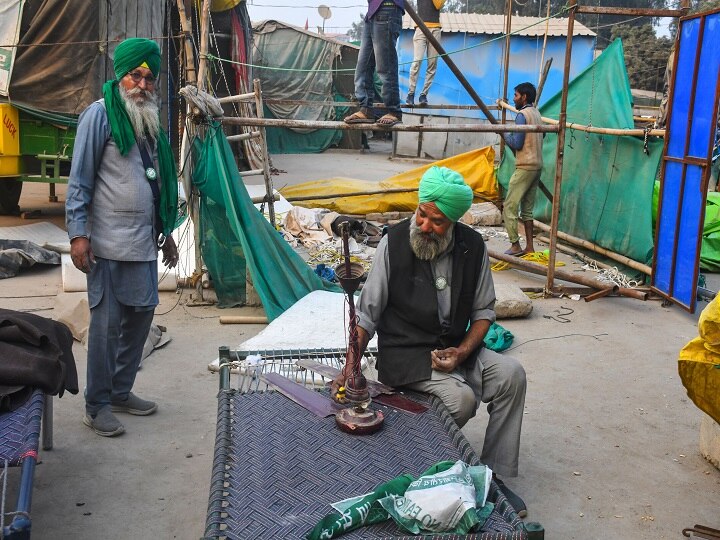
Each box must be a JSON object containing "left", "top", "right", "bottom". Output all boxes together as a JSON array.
[
  {"left": 409, "top": 218, "right": 453, "bottom": 261},
  {"left": 120, "top": 85, "right": 160, "bottom": 140}
]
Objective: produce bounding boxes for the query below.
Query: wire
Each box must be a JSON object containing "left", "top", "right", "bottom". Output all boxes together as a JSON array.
[
  {"left": 204, "top": 4, "right": 573, "bottom": 75},
  {"left": 505, "top": 332, "right": 608, "bottom": 352}
]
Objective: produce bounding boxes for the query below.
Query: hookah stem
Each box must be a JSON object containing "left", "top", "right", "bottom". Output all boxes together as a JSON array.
[{"left": 341, "top": 224, "right": 361, "bottom": 380}]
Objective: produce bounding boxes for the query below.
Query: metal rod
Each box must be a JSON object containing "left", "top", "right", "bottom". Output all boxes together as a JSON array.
[
  {"left": 584, "top": 287, "right": 614, "bottom": 302},
  {"left": 220, "top": 98, "right": 499, "bottom": 110},
  {"left": 222, "top": 116, "right": 558, "bottom": 133},
  {"left": 546, "top": 0, "right": 577, "bottom": 293},
  {"left": 403, "top": 2, "right": 498, "bottom": 125}
]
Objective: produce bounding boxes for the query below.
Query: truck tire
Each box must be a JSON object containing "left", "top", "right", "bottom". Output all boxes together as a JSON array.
[{"left": 0, "top": 179, "right": 22, "bottom": 215}]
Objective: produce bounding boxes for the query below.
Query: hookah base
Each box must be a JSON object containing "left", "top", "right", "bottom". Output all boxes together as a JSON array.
[{"left": 335, "top": 406, "right": 384, "bottom": 435}]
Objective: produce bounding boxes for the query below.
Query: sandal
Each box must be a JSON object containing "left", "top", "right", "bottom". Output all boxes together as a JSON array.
[
  {"left": 376, "top": 113, "right": 401, "bottom": 127},
  {"left": 504, "top": 248, "right": 526, "bottom": 257},
  {"left": 344, "top": 110, "right": 375, "bottom": 124}
]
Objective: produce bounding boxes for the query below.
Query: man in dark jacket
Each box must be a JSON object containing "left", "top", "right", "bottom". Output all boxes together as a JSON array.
[{"left": 332, "top": 166, "right": 528, "bottom": 516}]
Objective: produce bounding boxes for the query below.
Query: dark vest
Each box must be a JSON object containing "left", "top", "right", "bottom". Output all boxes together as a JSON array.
[
  {"left": 417, "top": 0, "right": 440, "bottom": 24},
  {"left": 377, "top": 219, "right": 486, "bottom": 387}
]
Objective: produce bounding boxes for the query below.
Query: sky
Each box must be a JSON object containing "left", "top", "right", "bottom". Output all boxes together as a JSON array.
[{"left": 245, "top": 1, "right": 367, "bottom": 35}]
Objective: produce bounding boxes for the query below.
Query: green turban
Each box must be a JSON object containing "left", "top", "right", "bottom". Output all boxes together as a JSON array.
[
  {"left": 418, "top": 166, "right": 473, "bottom": 222},
  {"left": 100, "top": 37, "right": 178, "bottom": 238},
  {"left": 113, "top": 38, "right": 161, "bottom": 80}
]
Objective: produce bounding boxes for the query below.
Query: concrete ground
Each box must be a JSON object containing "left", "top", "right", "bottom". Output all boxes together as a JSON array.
[{"left": 1, "top": 140, "right": 718, "bottom": 539}]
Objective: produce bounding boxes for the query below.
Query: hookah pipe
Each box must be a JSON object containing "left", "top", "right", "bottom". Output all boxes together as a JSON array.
[{"left": 336, "top": 222, "right": 369, "bottom": 406}]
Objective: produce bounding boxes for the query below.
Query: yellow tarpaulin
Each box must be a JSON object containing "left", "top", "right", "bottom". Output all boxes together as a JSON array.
[
  {"left": 679, "top": 296, "right": 720, "bottom": 423},
  {"left": 279, "top": 147, "right": 499, "bottom": 215}
]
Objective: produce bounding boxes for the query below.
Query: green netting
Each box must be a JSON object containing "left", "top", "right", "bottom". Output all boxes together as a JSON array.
[
  {"left": 191, "top": 122, "right": 339, "bottom": 319},
  {"left": 11, "top": 101, "right": 79, "bottom": 128},
  {"left": 498, "top": 39, "right": 663, "bottom": 267}
]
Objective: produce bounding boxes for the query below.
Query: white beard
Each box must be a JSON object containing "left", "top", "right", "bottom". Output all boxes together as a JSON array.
[
  {"left": 409, "top": 217, "right": 453, "bottom": 261},
  {"left": 120, "top": 85, "right": 160, "bottom": 141}
]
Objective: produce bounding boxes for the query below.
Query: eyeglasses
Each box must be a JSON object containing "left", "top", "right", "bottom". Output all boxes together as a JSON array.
[{"left": 126, "top": 71, "right": 157, "bottom": 85}]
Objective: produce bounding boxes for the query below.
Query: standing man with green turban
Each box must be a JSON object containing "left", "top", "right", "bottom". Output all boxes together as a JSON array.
[
  {"left": 66, "top": 38, "right": 179, "bottom": 437},
  {"left": 332, "top": 166, "right": 528, "bottom": 517}
]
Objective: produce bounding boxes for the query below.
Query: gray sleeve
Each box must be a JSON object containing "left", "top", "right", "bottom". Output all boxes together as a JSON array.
[
  {"left": 66, "top": 102, "right": 109, "bottom": 240},
  {"left": 356, "top": 235, "right": 391, "bottom": 338},
  {"left": 471, "top": 248, "right": 497, "bottom": 323}
]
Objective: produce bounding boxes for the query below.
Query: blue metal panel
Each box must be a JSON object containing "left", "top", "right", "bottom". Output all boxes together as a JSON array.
[
  {"left": 689, "top": 14, "right": 720, "bottom": 158},
  {"left": 655, "top": 160, "right": 683, "bottom": 292},
  {"left": 397, "top": 32, "right": 594, "bottom": 118},
  {"left": 652, "top": 10, "right": 720, "bottom": 312},
  {"left": 666, "top": 19, "right": 699, "bottom": 159}
]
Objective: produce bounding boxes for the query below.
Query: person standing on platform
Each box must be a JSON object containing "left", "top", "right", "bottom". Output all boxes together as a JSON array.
[
  {"left": 344, "top": 0, "right": 405, "bottom": 127},
  {"left": 406, "top": 0, "right": 445, "bottom": 108}
]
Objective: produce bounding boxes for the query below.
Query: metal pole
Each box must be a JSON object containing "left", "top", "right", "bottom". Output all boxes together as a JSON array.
[
  {"left": 500, "top": 0, "right": 513, "bottom": 158},
  {"left": 403, "top": 2, "right": 497, "bottom": 125},
  {"left": 546, "top": 0, "right": 577, "bottom": 293}
]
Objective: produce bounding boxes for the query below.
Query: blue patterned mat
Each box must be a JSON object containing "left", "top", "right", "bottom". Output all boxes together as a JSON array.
[
  {"left": 0, "top": 389, "right": 43, "bottom": 466},
  {"left": 205, "top": 389, "right": 526, "bottom": 540}
]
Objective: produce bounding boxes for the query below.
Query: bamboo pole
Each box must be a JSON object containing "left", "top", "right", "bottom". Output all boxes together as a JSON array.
[
  {"left": 496, "top": 100, "right": 666, "bottom": 137},
  {"left": 546, "top": 0, "right": 577, "bottom": 292},
  {"left": 537, "top": 0, "right": 551, "bottom": 92},
  {"left": 584, "top": 288, "right": 614, "bottom": 302},
  {"left": 487, "top": 248, "right": 619, "bottom": 293},
  {"left": 222, "top": 116, "right": 558, "bottom": 133},
  {"left": 283, "top": 186, "right": 499, "bottom": 203},
  {"left": 535, "top": 58, "right": 553, "bottom": 105},
  {"left": 176, "top": 0, "right": 205, "bottom": 302},
  {"left": 196, "top": 0, "right": 211, "bottom": 90},
  {"left": 219, "top": 316, "right": 269, "bottom": 324},
  {"left": 536, "top": 234, "right": 614, "bottom": 270},
  {"left": 253, "top": 79, "right": 276, "bottom": 227},
  {"left": 534, "top": 220, "right": 652, "bottom": 275}
]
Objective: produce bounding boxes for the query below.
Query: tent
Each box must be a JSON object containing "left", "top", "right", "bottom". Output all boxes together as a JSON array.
[{"left": 252, "top": 21, "right": 360, "bottom": 153}]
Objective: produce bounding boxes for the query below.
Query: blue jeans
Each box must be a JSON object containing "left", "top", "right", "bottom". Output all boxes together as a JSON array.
[{"left": 354, "top": 5, "right": 403, "bottom": 118}]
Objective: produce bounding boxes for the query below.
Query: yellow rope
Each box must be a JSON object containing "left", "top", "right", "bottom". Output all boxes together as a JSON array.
[{"left": 491, "top": 251, "right": 566, "bottom": 272}]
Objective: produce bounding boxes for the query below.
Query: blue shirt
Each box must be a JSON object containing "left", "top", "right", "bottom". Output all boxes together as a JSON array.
[{"left": 504, "top": 110, "right": 526, "bottom": 151}]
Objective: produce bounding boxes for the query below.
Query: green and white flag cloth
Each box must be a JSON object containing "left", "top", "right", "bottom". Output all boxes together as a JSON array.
[{"left": 306, "top": 460, "right": 494, "bottom": 539}]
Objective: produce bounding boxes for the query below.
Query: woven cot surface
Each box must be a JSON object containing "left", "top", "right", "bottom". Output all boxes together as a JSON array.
[
  {"left": 0, "top": 389, "right": 43, "bottom": 464},
  {"left": 210, "top": 390, "right": 524, "bottom": 540}
]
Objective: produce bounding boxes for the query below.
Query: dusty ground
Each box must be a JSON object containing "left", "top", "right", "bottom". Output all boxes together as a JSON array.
[{"left": 1, "top": 141, "right": 718, "bottom": 539}]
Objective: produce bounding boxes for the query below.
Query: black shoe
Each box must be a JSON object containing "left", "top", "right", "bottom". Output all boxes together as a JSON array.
[
  {"left": 405, "top": 92, "right": 415, "bottom": 106},
  {"left": 495, "top": 478, "right": 528, "bottom": 518},
  {"left": 418, "top": 93, "right": 428, "bottom": 107}
]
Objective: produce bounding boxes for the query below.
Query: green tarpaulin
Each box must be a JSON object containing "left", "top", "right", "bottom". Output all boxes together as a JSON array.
[
  {"left": 498, "top": 39, "right": 663, "bottom": 267},
  {"left": 192, "top": 122, "right": 338, "bottom": 319}
]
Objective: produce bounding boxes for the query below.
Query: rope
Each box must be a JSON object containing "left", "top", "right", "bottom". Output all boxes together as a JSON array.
[
  {"left": 581, "top": 261, "right": 641, "bottom": 288},
  {"left": 204, "top": 4, "right": 572, "bottom": 75},
  {"left": 491, "top": 251, "right": 566, "bottom": 271}
]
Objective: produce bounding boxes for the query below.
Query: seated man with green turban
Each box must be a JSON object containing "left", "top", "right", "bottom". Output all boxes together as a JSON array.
[
  {"left": 66, "top": 38, "right": 179, "bottom": 438},
  {"left": 331, "top": 166, "right": 529, "bottom": 516}
]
